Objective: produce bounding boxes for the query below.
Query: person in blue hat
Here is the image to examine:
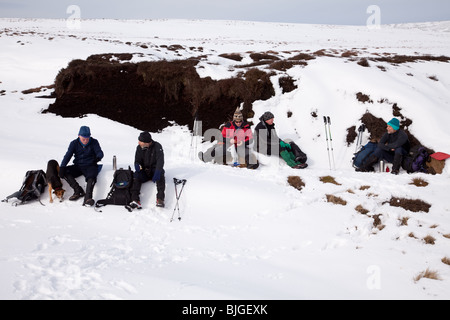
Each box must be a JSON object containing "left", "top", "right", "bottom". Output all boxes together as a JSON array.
[
  {"left": 59, "top": 126, "right": 104, "bottom": 206},
  {"left": 357, "top": 118, "right": 410, "bottom": 174}
]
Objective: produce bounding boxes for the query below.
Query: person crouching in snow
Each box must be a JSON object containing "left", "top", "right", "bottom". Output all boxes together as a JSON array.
[
  {"left": 129, "top": 132, "right": 166, "bottom": 209},
  {"left": 357, "top": 117, "right": 410, "bottom": 174},
  {"left": 254, "top": 111, "right": 308, "bottom": 169},
  {"left": 59, "top": 126, "right": 104, "bottom": 206}
]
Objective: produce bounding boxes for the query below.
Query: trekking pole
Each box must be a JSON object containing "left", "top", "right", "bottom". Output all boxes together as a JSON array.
[
  {"left": 190, "top": 112, "right": 201, "bottom": 161},
  {"left": 171, "top": 178, "right": 187, "bottom": 222},
  {"left": 355, "top": 125, "right": 362, "bottom": 153},
  {"left": 359, "top": 124, "right": 365, "bottom": 147},
  {"left": 323, "top": 116, "right": 332, "bottom": 170},
  {"left": 327, "top": 116, "right": 336, "bottom": 170}
]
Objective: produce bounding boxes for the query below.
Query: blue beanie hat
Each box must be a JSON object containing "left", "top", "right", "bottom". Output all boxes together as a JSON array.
[
  {"left": 387, "top": 118, "right": 400, "bottom": 131},
  {"left": 78, "top": 126, "right": 91, "bottom": 138}
]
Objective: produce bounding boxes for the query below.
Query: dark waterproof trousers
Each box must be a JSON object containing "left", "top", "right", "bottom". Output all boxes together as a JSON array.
[
  {"left": 131, "top": 170, "right": 165, "bottom": 202},
  {"left": 372, "top": 147, "right": 407, "bottom": 164},
  {"left": 64, "top": 164, "right": 100, "bottom": 182}
]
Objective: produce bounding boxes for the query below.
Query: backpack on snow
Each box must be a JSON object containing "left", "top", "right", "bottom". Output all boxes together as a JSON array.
[
  {"left": 2, "top": 170, "right": 47, "bottom": 206},
  {"left": 95, "top": 167, "right": 134, "bottom": 210},
  {"left": 402, "top": 145, "right": 430, "bottom": 173},
  {"left": 289, "top": 141, "right": 307, "bottom": 164},
  {"left": 352, "top": 141, "right": 377, "bottom": 169}
]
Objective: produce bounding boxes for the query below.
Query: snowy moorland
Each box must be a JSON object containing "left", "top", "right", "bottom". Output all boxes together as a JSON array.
[{"left": 0, "top": 18, "right": 450, "bottom": 300}]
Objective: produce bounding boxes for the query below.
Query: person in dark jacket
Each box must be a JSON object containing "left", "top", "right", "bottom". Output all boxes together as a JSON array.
[
  {"left": 59, "top": 126, "right": 104, "bottom": 206},
  {"left": 129, "top": 131, "right": 165, "bottom": 209},
  {"left": 254, "top": 111, "right": 307, "bottom": 169},
  {"left": 357, "top": 118, "right": 410, "bottom": 174}
]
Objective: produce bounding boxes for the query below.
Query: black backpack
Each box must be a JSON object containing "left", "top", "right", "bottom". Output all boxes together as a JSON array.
[
  {"left": 289, "top": 141, "right": 307, "bottom": 164},
  {"left": 2, "top": 170, "right": 47, "bottom": 206},
  {"left": 95, "top": 167, "right": 134, "bottom": 210},
  {"left": 402, "top": 145, "right": 430, "bottom": 173}
]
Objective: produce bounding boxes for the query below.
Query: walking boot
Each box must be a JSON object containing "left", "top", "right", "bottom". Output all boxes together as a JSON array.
[
  {"left": 356, "top": 154, "right": 379, "bottom": 172},
  {"left": 65, "top": 175, "right": 85, "bottom": 201},
  {"left": 83, "top": 178, "right": 96, "bottom": 206},
  {"left": 156, "top": 198, "right": 165, "bottom": 208}
]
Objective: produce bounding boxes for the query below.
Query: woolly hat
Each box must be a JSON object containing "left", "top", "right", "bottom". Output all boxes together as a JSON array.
[
  {"left": 387, "top": 118, "right": 400, "bottom": 131},
  {"left": 138, "top": 131, "right": 152, "bottom": 143},
  {"left": 260, "top": 111, "right": 274, "bottom": 122},
  {"left": 78, "top": 126, "right": 91, "bottom": 138},
  {"left": 233, "top": 107, "right": 243, "bottom": 122}
]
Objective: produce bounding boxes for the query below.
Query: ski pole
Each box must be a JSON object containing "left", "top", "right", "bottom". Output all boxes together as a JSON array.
[
  {"left": 323, "top": 116, "right": 331, "bottom": 170},
  {"left": 190, "top": 112, "right": 201, "bottom": 161},
  {"left": 171, "top": 178, "right": 187, "bottom": 222},
  {"left": 327, "top": 116, "right": 336, "bottom": 170},
  {"left": 359, "top": 124, "right": 365, "bottom": 147}
]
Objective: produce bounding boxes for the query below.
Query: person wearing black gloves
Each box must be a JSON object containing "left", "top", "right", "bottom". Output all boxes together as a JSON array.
[
  {"left": 59, "top": 126, "right": 104, "bottom": 206},
  {"left": 129, "top": 131, "right": 166, "bottom": 209}
]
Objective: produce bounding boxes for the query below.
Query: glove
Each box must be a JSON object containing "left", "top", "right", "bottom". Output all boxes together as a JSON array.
[
  {"left": 134, "top": 163, "right": 142, "bottom": 173},
  {"left": 59, "top": 166, "right": 66, "bottom": 178},
  {"left": 280, "top": 140, "right": 291, "bottom": 150},
  {"left": 152, "top": 170, "right": 162, "bottom": 183}
]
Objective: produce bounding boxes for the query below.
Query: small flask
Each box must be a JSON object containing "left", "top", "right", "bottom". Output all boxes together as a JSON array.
[{"left": 379, "top": 160, "right": 384, "bottom": 172}]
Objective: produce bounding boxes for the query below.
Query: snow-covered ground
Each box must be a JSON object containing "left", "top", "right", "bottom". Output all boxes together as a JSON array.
[{"left": 0, "top": 19, "right": 449, "bottom": 300}]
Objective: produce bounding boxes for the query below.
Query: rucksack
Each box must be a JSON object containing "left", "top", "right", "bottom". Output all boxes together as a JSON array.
[
  {"left": 402, "top": 145, "right": 430, "bottom": 173},
  {"left": 353, "top": 141, "right": 377, "bottom": 169},
  {"left": 289, "top": 141, "right": 307, "bottom": 164},
  {"left": 95, "top": 167, "right": 134, "bottom": 210},
  {"left": 2, "top": 170, "right": 47, "bottom": 206}
]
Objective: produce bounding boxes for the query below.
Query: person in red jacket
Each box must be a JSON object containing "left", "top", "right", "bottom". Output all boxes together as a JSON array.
[{"left": 199, "top": 108, "right": 259, "bottom": 169}]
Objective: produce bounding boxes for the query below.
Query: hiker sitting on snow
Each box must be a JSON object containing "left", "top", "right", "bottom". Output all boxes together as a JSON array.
[
  {"left": 254, "top": 111, "right": 307, "bottom": 169},
  {"left": 129, "top": 132, "right": 166, "bottom": 209},
  {"left": 59, "top": 126, "right": 104, "bottom": 206},
  {"left": 199, "top": 107, "right": 259, "bottom": 169},
  {"left": 357, "top": 118, "right": 410, "bottom": 174}
]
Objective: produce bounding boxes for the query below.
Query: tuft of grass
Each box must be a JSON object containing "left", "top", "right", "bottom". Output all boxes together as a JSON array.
[
  {"left": 355, "top": 205, "right": 369, "bottom": 215},
  {"left": 287, "top": 176, "right": 305, "bottom": 191},
  {"left": 372, "top": 214, "right": 384, "bottom": 230},
  {"left": 357, "top": 58, "right": 370, "bottom": 67},
  {"left": 359, "top": 185, "right": 371, "bottom": 191},
  {"left": 399, "top": 216, "right": 409, "bottom": 226},
  {"left": 441, "top": 257, "right": 450, "bottom": 266},
  {"left": 423, "top": 235, "right": 436, "bottom": 245},
  {"left": 320, "top": 176, "right": 341, "bottom": 185},
  {"left": 326, "top": 194, "right": 347, "bottom": 206},
  {"left": 389, "top": 197, "right": 431, "bottom": 213},
  {"left": 414, "top": 268, "right": 441, "bottom": 282},
  {"left": 410, "top": 178, "right": 428, "bottom": 187}
]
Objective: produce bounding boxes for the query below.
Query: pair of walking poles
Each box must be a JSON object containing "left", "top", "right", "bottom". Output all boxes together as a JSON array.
[
  {"left": 323, "top": 116, "right": 336, "bottom": 170},
  {"left": 171, "top": 178, "right": 187, "bottom": 222}
]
